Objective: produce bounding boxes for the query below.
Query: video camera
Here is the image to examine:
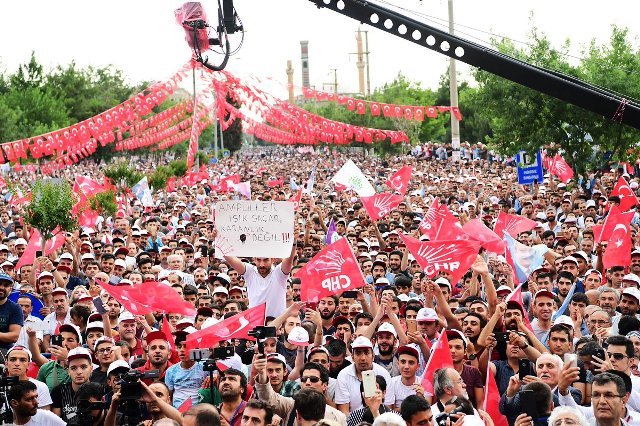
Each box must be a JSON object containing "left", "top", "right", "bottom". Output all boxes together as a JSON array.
[
  {"left": 67, "top": 400, "right": 105, "bottom": 426},
  {"left": 247, "top": 326, "right": 276, "bottom": 355},
  {"left": 189, "top": 346, "right": 236, "bottom": 372},
  {"left": 118, "top": 369, "right": 160, "bottom": 401},
  {"left": 434, "top": 398, "right": 474, "bottom": 426}
]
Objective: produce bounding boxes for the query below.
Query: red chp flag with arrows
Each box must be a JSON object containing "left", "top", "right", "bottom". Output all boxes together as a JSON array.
[
  {"left": 461, "top": 219, "right": 505, "bottom": 253},
  {"left": 385, "top": 166, "right": 412, "bottom": 196},
  {"left": 493, "top": 211, "right": 538, "bottom": 238},
  {"left": 399, "top": 233, "right": 481, "bottom": 285},
  {"left": 360, "top": 193, "right": 404, "bottom": 221},
  {"left": 611, "top": 176, "right": 640, "bottom": 211},
  {"left": 186, "top": 303, "right": 266, "bottom": 350},
  {"left": 419, "top": 198, "right": 466, "bottom": 241},
  {"left": 295, "top": 238, "right": 365, "bottom": 303},
  {"left": 546, "top": 153, "right": 574, "bottom": 183}
]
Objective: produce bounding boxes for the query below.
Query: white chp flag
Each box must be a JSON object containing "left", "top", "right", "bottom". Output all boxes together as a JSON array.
[{"left": 331, "top": 160, "right": 375, "bottom": 196}]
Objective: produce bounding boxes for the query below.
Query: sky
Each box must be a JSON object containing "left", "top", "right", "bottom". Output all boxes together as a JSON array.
[{"left": 1, "top": 0, "right": 638, "bottom": 100}]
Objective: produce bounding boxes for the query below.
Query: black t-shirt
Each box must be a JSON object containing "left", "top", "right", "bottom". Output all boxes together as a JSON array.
[
  {"left": 51, "top": 382, "right": 76, "bottom": 423},
  {"left": 90, "top": 368, "right": 108, "bottom": 384}
]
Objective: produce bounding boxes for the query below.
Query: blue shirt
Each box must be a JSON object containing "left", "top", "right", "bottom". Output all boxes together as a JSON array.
[
  {"left": 165, "top": 362, "right": 207, "bottom": 408},
  {"left": 0, "top": 299, "right": 23, "bottom": 349}
]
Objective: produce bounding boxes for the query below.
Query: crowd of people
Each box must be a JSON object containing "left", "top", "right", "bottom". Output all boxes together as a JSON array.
[{"left": 0, "top": 145, "right": 636, "bottom": 426}]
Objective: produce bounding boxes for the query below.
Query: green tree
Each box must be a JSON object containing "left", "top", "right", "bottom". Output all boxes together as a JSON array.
[
  {"left": 24, "top": 179, "right": 77, "bottom": 247},
  {"left": 88, "top": 190, "right": 117, "bottom": 218},
  {"left": 221, "top": 94, "right": 243, "bottom": 153},
  {"left": 103, "top": 162, "right": 144, "bottom": 189}
]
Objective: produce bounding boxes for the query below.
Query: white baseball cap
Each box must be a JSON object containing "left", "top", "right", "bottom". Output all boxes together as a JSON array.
[
  {"left": 552, "top": 315, "right": 574, "bottom": 329},
  {"left": 376, "top": 322, "right": 397, "bottom": 337},
  {"left": 416, "top": 308, "right": 438, "bottom": 322},
  {"left": 623, "top": 274, "right": 640, "bottom": 287},
  {"left": 351, "top": 336, "right": 374, "bottom": 349},
  {"left": 434, "top": 277, "right": 451, "bottom": 290},
  {"left": 7, "top": 345, "right": 32, "bottom": 361},
  {"left": 213, "top": 286, "right": 229, "bottom": 296},
  {"left": 287, "top": 326, "right": 309, "bottom": 346},
  {"left": 118, "top": 311, "right": 135, "bottom": 323},
  {"left": 67, "top": 347, "right": 92, "bottom": 363},
  {"left": 623, "top": 287, "right": 640, "bottom": 302},
  {"left": 107, "top": 360, "right": 130, "bottom": 376}
]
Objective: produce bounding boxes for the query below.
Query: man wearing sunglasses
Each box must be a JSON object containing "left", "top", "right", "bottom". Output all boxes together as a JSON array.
[{"left": 253, "top": 356, "right": 346, "bottom": 425}]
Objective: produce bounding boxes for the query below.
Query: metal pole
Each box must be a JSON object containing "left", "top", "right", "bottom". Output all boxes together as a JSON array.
[
  {"left": 364, "top": 30, "right": 371, "bottom": 97},
  {"left": 448, "top": 0, "right": 461, "bottom": 161},
  {"left": 213, "top": 92, "right": 218, "bottom": 159}
]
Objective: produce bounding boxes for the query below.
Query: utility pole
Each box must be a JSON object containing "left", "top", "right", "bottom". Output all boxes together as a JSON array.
[
  {"left": 364, "top": 30, "right": 371, "bottom": 96},
  {"left": 448, "top": 0, "right": 461, "bottom": 161}
]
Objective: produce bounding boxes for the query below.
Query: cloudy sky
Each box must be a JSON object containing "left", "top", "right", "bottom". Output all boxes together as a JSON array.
[{"left": 1, "top": 0, "right": 638, "bottom": 99}]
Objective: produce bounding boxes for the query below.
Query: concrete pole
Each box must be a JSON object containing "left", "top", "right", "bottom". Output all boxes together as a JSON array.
[{"left": 448, "top": 0, "right": 461, "bottom": 161}]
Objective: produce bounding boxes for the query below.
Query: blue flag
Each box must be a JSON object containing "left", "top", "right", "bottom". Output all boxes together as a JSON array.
[{"left": 552, "top": 282, "right": 576, "bottom": 321}]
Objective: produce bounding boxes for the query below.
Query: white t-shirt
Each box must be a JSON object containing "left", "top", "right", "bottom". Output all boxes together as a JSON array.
[
  {"left": 335, "top": 363, "right": 393, "bottom": 411},
  {"left": 17, "top": 316, "right": 43, "bottom": 348},
  {"left": 243, "top": 263, "right": 287, "bottom": 318},
  {"left": 29, "top": 378, "right": 53, "bottom": 408},
  {"left": 386, "top": 375, "right": 418, "bottom": 408},
  {"left": 18, "top": 408, "right": 66, "bottom": 425},
  {"left": 42, "top": 311, "right": 72, "bottom": 336}
]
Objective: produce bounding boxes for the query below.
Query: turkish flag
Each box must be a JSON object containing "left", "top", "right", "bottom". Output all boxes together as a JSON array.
[
  {"left": 392, "top": 106, "right": 403, "bottom": 117},
  {"left": 295, "top": 238, "right": 365, "bottom": 302},
  {"left": 360, "top": 193, "right": 404, "bottom": 221},
  {"left": 483, "top": 354, "right": 509, "bottom": 426},
  {"left": 178, "top": 398, "right": 193, "bottom": 414},
  {"left": 73, "top": 176, "right": 105, "bottom": 201},
  {"left": 420, "top": 332, "right": 454, "bottom": 397},
  {"left": 267, "top": 177, "right": 284, "bottom": 188},
  {"left": 462, "top": 219, "right": 506, "bottom": 253},
  {"left": 611, "top": 176, "right": 640, "bottom": 211},
  {"left": 593, "top": 208, "right": 635, "bottom": 243},
  {"left": 493, "top": 211, "right": 538, "bottom": 238},
  {"left": 221, "top": 174, "right": 241, "bottom": 192},
  {"left": 356, "top": 100, "right": 366, "bottom": 115},
  {"left": 79, "top": 208, "right": 100, "bottom": 228},
  {"left": 186, "top": 303, "right": 266, "bottom": 350},
  {"left": 15, "top": 229, "right": 66, "bottom": 270},
  {"left": 288, "top": 189, "right": 303, "bottom": 212},
  {"left": 451, "top": 106, "right": 463, "bottom": 121},
  {"left": 603, "top": 221, "right": 632, "bottom": 269},
  {"left": 346, "top": 99, "right": 356, "bottom": 111},
  {"left": 382, "top": 104, "right": 393, "bottom": 117},
  {"left": 370, "top": 103, "right": 381, "bottom": 116},
  {"left": 97, "top": 280, "right": 196, "bottom": 317},
  {"left": 403, "top": 107, "right": 414, "bottom": 120},
  {"left": 166, "top": 177, "right": 176, "bottom": 193},
  {"left": 400, "top": 233, "right": 481, "bottom": 285},
  {"left": 418, "top": 199, "right": 464, "bottom": 241},
  {"left": 413, "top": 107, "right": 425, "bottom": 121},
  {"left": 385, "top": 166, "right": 412, "bottom": 195},
  {"left": 425, "top": 106, "right": 438, "bottom": 118}
]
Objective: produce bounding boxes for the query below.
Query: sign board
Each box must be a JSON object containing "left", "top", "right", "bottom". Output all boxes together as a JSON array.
[
  {"left": 210, "top": 158, "right": 218, "bottom": 164},
  {"left": 215, "top": 201, "right": 295, "bottom": 258},
  {"left": 516, "top": 151, "right": 544, "bottom": 185},
  {"left": 223, "top": 150, "right": 231, "bottom": 157}
]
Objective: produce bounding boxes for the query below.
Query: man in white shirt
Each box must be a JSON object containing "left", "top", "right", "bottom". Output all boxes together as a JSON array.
[
  {"left": 223, "top": 244, "right": 296, "bottom": 318},
  {"left": 386, "top": 346, "right": 422, "bottom": 411},
  {"left": 16, "top": 294, "right": 43, "bottom": 349},
  {"left": 6, "top": 346, "right": 52, "bottom": 409},
  {"left": 9, "top": 380, "right": 65, "bottom": 425},
  {"left": 335, "top": 336, "right": 393, "bottom": 415}
]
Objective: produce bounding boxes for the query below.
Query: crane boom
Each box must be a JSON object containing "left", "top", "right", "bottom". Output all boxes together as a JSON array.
[{"left": 308, "top": 0, "right": 640, "bottom": 130}]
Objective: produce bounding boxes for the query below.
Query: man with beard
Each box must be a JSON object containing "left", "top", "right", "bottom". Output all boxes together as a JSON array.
[
  {"left": 555, "top": 271, "right": 576, "bottom": 304},
  {"left": 479, "top": 302, "right": 548, "bottom": 356},
  {"left": 489, "top": 332, "right": 542, "bottom": 395},
  {"left": 632, "top": 250, "right": 640, "bottom": 276},
  {"left": 373, "top": 323, "right": 399, "bottom": 376},
  {"left": 461, "top": 313, "right": 485, "bottom": 347},
  {"left": 223, "top": 244, "right": 296, "bottom": 318},
  {"left": 212, "top": 286, "right": 229, "bottom": 308},
  {"left": 9, "top": 381, "right": 65, "bottom": 426},
  {"left": 318, "top": 296, "right": 338, "bottom": 334},
  {"left": 612, "top": 287, "right": 640, "bottom": 335},
  {"left": 136, "top": 332, "right": 173, "bottom": 382},
  {"left": 217, "top": 368, "right": 248, "bottom": 426},
  {"left": 326, "top": 339, "right": 351, "bottom": 378},
  {"left": 291, "top": 278, "right": 301, "bottom": 302},
  {"left": 598, "top": 288, "right": 620, "bottom": 319},
  {"left": 333, "top": 316, "right": 354, "bottom": 344},
  {"left": 43, "top": 287, "right": 71, "bottom": 352}
]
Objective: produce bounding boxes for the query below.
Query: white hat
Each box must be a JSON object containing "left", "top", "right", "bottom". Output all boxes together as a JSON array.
[
  {"left": 562, "top": 256, "right": 578, "bottom": 265},
  {"left": 201, "top": 317, "right": 220, "bottom": 329},
  {"left": 434, "top": 277, "right": 451, "bottom": 290},
  {"left": 496, "top": 285, "right": 512, "bottom": 294},
  {"left": 93, "top": 336, "right": 115, "bottom": 351},
  {"left": 397, "top": 294, "right": 410, "bottom": 302},
  {"left": 416, "top": 308, "right": 438, "bottom": 322},
  {"left": 552, "top": 315, "right": 574, "bottom": 329},
  {"left": 107, "top": 360, "right": 130, "bottom": 376},
  {"left": 114, "top": 259, "right": 127, "bottom": 268},
  {"left": 215, "top": 273, "right": 231, "bottom": 284},
  {"left": 14, "top": 238, "right": 27, "bottom": 247},
  {"left": 266, "top": 353, "right": 290, "bottom": 370},
  {"left": 81, "top": 253, "right": 95, "bottom": 261},
  {"left": 86, "top": 321, "right": 104, "bottom": 332},
  {"left": 376, "top": 322, "right": 397, "bottom": 337},
  {"left": 623, "top": 287, "right": 640, "bottom": 302},
  {"left": 37, "top": 271, "right": 54, "bottom": 281},
  {"left": 67, "top": 347, "right": 92, "bottom": 363},
  {"left": 7, "top": 345, "right": 32, "bottom": 361},
  {"left": 585, "top": 200, "right": 597, "bottom": 208},
  {"left": 375, "top": 278, "right": 390, "bottom": 285},
  {"left": 287, "top": 326, "right": 309, "bottom": 346},
  {"left": 59, "top": 253, "right": 73, "bottom": 260},
  {"left": 213, "top": 286, "right": 229, "bottom": 296},
  {"left": 118, "top": 311, "right": 135, "bottom": 323},
  {"left": 623, "top": 274, "right": 640, "bottom": 287},
  {"left": 350, "top": 336, "right": 374, "bottom": 349}
]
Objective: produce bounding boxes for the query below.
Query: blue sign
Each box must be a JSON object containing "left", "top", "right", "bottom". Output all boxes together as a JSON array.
[
  {"left": 222, "top": 150, "right": 230, "bottom": 158},
  {"left": 516, "top": 151, "right": 544, "bottom": 185},
  {"left": 210, "top": 158, "right": 218, "bottom": 164}
]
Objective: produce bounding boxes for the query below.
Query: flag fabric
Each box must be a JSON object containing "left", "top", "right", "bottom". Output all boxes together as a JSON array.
[
  {"left": 546, "top": 153, "right": 574, "bottom": 183},
  {"left": 162, "top": 314, "right": 180, "bottom": 364},
  {"left": 461, "top": 219, "right": 505, "bottom": 253},
  {"left": 418, "top": 198, "right": 464, "bottom": 240},
  {"left": 331, "top": 159, "right": 375, "bottom": 196},
  {"left": 611, "top": 176, "right": 640, "bottom": 211},
  {"left": 399, "top": 233, "right": 481, "bottom": 285},
  {"left": 166, "top": 177, "right": 176, "bottom": 193},
  {"left": 483, "top": 351, "right": 509, "bottom": 426},
  {"left": 603, "top": 221, "right": 632, "bottom": 269},
  {"left": 186, "top": 303, "right": 266, "bottom": 350},
  {"left": 305, "top": 167, "right": 317, "bottom": 194},
  {"left": 132, "top": 177, "right": 153, "bottom": 207},
  {"left": 593, "top": 208, "right": 635, "bottom": 243},
  {"left": 79, "top": 208, "right": 100, "bottom": 228},
  {"left": 360, "top": 193, "right": 404, "bottom": 221},
  {"left": 233, "top": 181, "right": 251, "bottom": 199},
  {"left": 288, "top": 190, "right": 303, "bottom": 212},
  {"left": 73, "top": 176, "right": 105, "bottom": 201},
  {"left": 552, "top": 282, "right": 577, "bottom": 321},
  {"left": 504, "top": 233, "right": 549, "bottom": 283},
  {"left": 295, "top": 238, "right": 366, "bottom": 302},
  {"left": 267, "top": 177, "right": 284, "bottom": 188},
  {"left": 290, "top": 177, "right": 299, "bottom": 191},
  {"left": 97, "top": 280, "right": 196, "bottom": 317},
  {"left": 15, "top": 229, "right": 66, "bottom": 271},
  {"left": 221, "top": 174, "right": 241, "bottom": 192},
  {"left": 420, "top": 332, "right": 454, "bottom": 397},
  {"left": 178, "top": 397, "right": 193, "bottom": 414},
  {"left": 325, "top": 218, "right": 339, "bottom": 245},
  {"left": 493, "top": 211, "right": 538, "bottom": 238},
  {"left": 385, "top": 166, "right": 412, "bottom": 196}
]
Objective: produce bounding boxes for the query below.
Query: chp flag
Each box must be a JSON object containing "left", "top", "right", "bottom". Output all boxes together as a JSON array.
[
  {"left": 295, "top": 238, "right": 365, "bottom": 302},
  {"left": 399, "top": 233, "right": 481, "bottom": 285}
]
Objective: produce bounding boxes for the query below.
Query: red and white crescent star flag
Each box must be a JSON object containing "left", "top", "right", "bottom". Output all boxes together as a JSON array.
[
  {"left": 603, "top": 222, "right": 632, "bottom": 269},
  {"left": 611, "top": 176, "right": 640, "bottom": 211},
  {"left": 493, "top": 211, "right": 538, "bottom": 238},
  {"left": 420, "top": 332, "right": 454, "bottom": 397},
  {"left": 385, "top": 166, "right": 412, "bottom": 196},
  {"left": 360, "top": 193, "right": 404, "bottom": 221},
  {"left": 73, "top": 176, "right": 105, "bottom": 202},
  {"left": 186, "top": 303, "right": 266, "bottom": 350},
  {"left": 78, "top": 208, "right": 100, "bottom": 228},
  {"left": 592, "top": 207, "right": 635, "bottom": 243},
  {"left": 97, "top": 280, "right": 196, "bottom": 317},
  {"left": 15, "top": 229, "right": 66, "bottom": 271},
  {"left": 295, "top": 238, "right": 366, "bottom": 303},
  {"left": 399, "top": 233, "right": 481, "bottom": 285}
]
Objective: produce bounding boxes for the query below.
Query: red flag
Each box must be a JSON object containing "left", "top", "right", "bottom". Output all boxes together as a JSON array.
[
  {"left": 162, "top": 315, "right": 180, "bottom": 364},
  {"left": 267, "top": 177, "right": 284, "bottom": 188},
  {"left": 15, "top": 229, "right": 66, "bottom": 270},
  {"left": 166, "top": 177, "right": 176, "bottom": 193},
  {"left": 178, "top": 397, "right": 193, "bottom": 414},
  {"left": 288, "top": 190, "right": 303, "bottom": 212},
  {"left": 295, "top": 238, "right": 366, "bottom": 302},
  {"left": 73, "top": 176, "right": 105, "bottom": 201},
  {"left": 399, "top": 233, "right": 481, "bottom": 285},
  {"left": 546, "top": 153, "right": 574, "bottom": 183},
  {"left": 611, "top": 176, "right": 640, "bottom": 211},
  {"left": 385, "top": 166, "right": 412, "bottom": 196},
  {"left": 79, "top": 208, "right": 100, "bottom": 228},
  {"left": 504, "top": 282, "right": 534, "bottom": 332},
  {"left": 483, "top": 353, "right": 509, "bottom": 426},
  {"left": 0, "top": 176, "right": 6, "bottom": 189},
  {"left": 418, "top": 199, "right": 464, "bottom": 241},
  {"left": 413, "top": 107, "right": 425, "bottom": 121},
  {"left": 451, "top": 106, "right": 463, "bottom": 121},
  {"left": 403, "top": 107, "right": 414, "bottom": 120},
  {"left": 420, "top": 332, "right": 454, "bottom": 397},
  {"left": 360, "top": 193, "right": 404, "bottom": 221},
  {"left": 593, "top": 208, "right": 635, "bottom": 243},
  {"left": 356, "top": 100, "right": 366, "bottom": 115},
  {"left": 425, "top": 106, "right": 438, "bottom": 118},
  {"left": 346, "top": 99, "right": 356, "bottom": 111},
  {"left": 186, "top": 303, "right": 266, "bottom": 350},
  {"left": 370, "top": 103, "right": 381, "bottom": 116},
  {"left": 98, "top": 280, "right": 196, "bottom": 316},
  {"left": 493, "top": 211, "right": 538, "bottom": 238},
  {"left": 603, "top": 222, "right": 632, "bottom": 269},
  {"left": 461, "top": 219, "right": 506, "bottom": 253}
]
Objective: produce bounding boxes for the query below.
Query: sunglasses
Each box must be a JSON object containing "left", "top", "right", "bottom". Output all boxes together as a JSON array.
[
  {"left": 300, "top": 376, "right": 321, "bottom": 383},
  {"left": 607, "top": 352, "right": 627, "bottom": 361}
]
